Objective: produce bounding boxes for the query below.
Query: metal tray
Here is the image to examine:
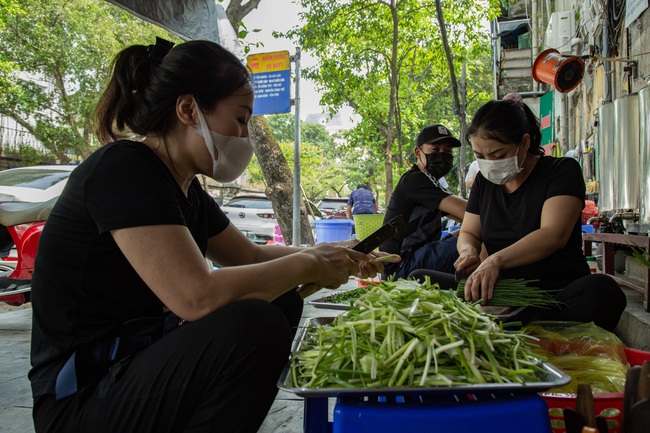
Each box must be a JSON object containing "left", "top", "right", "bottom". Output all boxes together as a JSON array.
[{"left": 278, "top": 317, "right": 571, "bottom": 398}]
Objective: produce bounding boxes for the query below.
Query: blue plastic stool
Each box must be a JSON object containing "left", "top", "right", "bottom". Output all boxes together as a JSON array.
[
  {"left": 303, "top": 393, "right": 551, "bottom": 433},
  {"left": 334, "top": 393, "right": 550, "bottom": 433}
]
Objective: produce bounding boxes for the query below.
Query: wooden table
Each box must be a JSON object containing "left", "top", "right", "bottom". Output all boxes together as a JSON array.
[{"left": 583, "top": 233, "right": 650, "bottom": 311}]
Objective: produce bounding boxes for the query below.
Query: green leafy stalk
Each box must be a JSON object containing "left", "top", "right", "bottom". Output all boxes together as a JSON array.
[
  {"left": 629, "top": 243, "right": 650, "bottom": 269},
  {"left": 456, "top": 279, "right": 562, "bottom": 309}
]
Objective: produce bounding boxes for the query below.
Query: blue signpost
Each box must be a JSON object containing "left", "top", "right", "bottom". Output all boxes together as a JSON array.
[
  {"left": 247, "top": 49, "right": 304, "bottom": 245},
  {"left": 247, "top": 50, "right": 292, "bottom": 115}
]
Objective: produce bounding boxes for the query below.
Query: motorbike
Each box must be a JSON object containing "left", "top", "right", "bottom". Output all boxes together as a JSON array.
[{"left": 0, "top": 197, "right": 56, "bottom": 306}]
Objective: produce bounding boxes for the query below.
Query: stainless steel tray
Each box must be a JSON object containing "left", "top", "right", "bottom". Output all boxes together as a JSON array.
[{"left": 278, "top": 317, "right": 571, "bottom": 398}]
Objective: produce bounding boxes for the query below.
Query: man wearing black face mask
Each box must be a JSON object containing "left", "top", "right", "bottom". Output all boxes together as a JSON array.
[{"left": 380, "top": 124, "right": 468, "bottom": 280}]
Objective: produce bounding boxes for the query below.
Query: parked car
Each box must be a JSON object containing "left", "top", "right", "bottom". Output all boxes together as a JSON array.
[
  {"left": 0, "top": 165, "right": 77, "bottom": 258},
  {"left": 0, "top": 165, "right": 76, "bottom": 203},
  {"left": 316, "top": 197, "right": 349, "bottom": 219},
  {"left": 220, "top": 193, "right": 322, "bottom": 245}
]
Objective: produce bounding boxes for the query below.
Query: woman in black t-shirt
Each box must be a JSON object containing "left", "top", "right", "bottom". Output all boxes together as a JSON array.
[
  {"left": 30, "top": 39, "right": 387, "bottom": 433},
  {"left": 452, "top": 94, "right": 626, "bottom": 331}
]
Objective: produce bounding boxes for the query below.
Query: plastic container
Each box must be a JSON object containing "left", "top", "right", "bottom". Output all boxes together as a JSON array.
[
  {"left": 585, "top": 255, "right": 599, "bottom": 273},
  {"left": 314, "top": 219, "right": 354, "bottom": 244},
  {"left": 542, "top": 347, "right": 650, "bottom": 433},
  {"left": 333, "top": 393, "right": 551, "bottom": 433},
  {"left": 582, "top": 224, "right": 595, "bottom": 233},
  {"left": 353, "top": 214, "right": 384, "bottom": 241},
  {"left": 272, "top": 225, "right": 285, "bottom": 245}
]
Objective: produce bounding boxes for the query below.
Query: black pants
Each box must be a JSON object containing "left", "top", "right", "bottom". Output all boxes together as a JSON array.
[
  {"left": 407, "top": 269, "right": 627, "bottom": 332},
  {"left": 33, "top": 291, "right": 303, "bottom": 433}
]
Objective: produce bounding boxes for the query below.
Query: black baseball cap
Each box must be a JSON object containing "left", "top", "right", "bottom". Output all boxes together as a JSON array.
[{"left": 416, "top": 124, "right": 461, "bottom": 147}]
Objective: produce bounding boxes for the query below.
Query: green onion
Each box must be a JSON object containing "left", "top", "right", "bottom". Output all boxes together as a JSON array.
[
  {"left": 291, "top": 278, "right": 544, "bottom": 389},
  {"left": 375, "top": 254, "right": 399, "bottom": 262},
  {"left": 456, "top": 279, "right": 562, "bottom": 309}
]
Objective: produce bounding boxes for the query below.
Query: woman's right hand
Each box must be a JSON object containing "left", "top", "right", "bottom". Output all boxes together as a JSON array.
[
  {"left": 454, "top": 250, "right": 481, "bottom": 275},
  {"left": 295, "top": 243, "right": 380, "bottom": 298}
]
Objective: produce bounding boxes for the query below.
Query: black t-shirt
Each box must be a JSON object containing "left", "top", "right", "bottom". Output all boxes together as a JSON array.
[
  {"left": 380, "top": 165, "right": 451, "bottom": 273},
  {"left": 466, "top": 155, "right": 589, "bottom": 290},
  {"left": 29, "top": 140, "right": 230, "bottom": 396}
]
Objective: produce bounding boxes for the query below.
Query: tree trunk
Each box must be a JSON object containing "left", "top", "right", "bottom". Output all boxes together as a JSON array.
[
  {"left": 249, "top": 117, "right": 314, "bottom": 245},
  {"left": 226, "top": 0, "right": 313, "bottom": 245},
  {"left": 435, "top": 0, "right": 467, "bottom": 197}
]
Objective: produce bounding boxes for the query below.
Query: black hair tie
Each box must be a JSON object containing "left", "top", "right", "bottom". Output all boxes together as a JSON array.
[{"left": 146, "top": 37, "right": 175, "bottom": 62}]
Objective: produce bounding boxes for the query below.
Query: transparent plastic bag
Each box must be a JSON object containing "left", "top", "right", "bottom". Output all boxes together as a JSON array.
[{"left": 522, "top": 321, "right": 628, "bottom": 393}]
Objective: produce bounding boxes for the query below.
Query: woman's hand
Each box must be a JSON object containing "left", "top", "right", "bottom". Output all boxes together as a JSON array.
[
  {"left": 462, "top": 255, "right": 501, "bottom": 304},
  {"left": 295, "top": 243, "right": 383, "bottom": 298},
  {"left": 454, "top": 251, "right": 481, "bottom": 275}
]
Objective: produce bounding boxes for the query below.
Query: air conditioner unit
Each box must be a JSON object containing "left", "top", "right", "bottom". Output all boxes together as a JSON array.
[{"left": 545, "top": 11, "right": 575, "bottom": 54}]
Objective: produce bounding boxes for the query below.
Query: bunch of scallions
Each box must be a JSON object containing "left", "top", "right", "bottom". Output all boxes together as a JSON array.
[
  {"left": 290, "top": 279, "right": 545, "bottom": 389},
  {"left": 455, "top": 278, "right": 563, "bottom": 309}
]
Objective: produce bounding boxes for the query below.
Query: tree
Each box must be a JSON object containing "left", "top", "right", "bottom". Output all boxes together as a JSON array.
[
  {"left": 253, "top": 113, "right": 357, "bottom": 200},
  {"left": 225, "top": 0, "right": 314, "bottom": 245},
  {"left": 284, "top": 0, "right": 499, "bottom": 202},
  {"left": 0, "top": 0, "right": 176, "bottom": 162}
]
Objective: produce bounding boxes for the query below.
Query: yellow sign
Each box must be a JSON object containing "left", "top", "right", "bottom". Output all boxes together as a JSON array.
[{"left": 247, "top": 50, "right": 291, "bottom": 74}]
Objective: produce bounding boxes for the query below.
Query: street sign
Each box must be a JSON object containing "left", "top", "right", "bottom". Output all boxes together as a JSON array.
[{"left": 247, "top": 50, "right": 291, "bottom": 115}]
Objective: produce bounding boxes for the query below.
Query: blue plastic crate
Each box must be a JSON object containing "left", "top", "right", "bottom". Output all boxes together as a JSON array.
[
  {"left": 331, "top": 393, "right": 551, "bottom": 433},
  {"left": 314, "top": 219, "right": 354, "bottom": 244}
]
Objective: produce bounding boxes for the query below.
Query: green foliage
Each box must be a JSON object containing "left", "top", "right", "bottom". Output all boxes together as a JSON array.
[
  {"left": 0, "top": 0, "right": 178, "bottom": 162},
  {"left": 281, "top": 0, "right": 501, "bottom": 199},
  {"left": 262, "top": 113, "right": 354, "bottom": 200},
  {"left": 17, "top": 144, "right": 49, "bottom": 166}
]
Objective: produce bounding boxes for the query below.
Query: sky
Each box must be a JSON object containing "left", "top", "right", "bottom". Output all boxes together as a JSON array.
[{"left": 242, "top": 0, "right": 324, "bottom": 120}]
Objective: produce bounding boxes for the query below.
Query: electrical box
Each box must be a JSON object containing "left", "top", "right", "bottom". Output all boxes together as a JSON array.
[{"left": 545, "top": 11, "right": 575, "bottom": 54}]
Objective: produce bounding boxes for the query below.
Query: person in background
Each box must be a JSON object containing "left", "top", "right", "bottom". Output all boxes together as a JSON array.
[
  {"left": 380, "top": 124, "right": 467, "bottom": 280},
  {"left": 29, "top": 38, "right": 386, "bottom": 433},
  {"left": 465, "top": 159, "right": 479, "bottom": 189},
  {"left": 346, "top": 183, "right": 378, "bottom": 219},
  {"left": 414, "top": 93, "right": 625, "bottom": 332}
]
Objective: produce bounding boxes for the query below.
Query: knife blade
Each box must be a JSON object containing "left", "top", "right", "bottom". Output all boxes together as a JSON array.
[{"left": 352, "top": 215, "right": 406, "bottom": 254}]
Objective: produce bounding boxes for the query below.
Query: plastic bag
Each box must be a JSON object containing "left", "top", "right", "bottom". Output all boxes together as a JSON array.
[{"left": 522, "top": 321, "right": 628, "bottom": 393}]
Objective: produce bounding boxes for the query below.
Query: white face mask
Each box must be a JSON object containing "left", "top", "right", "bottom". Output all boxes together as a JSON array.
[
  {"left": 476, "top": 146, "right": 524, "bottom": 185},
  {"left": 193, "top": 99, "right": 253, "bottom": 183}
]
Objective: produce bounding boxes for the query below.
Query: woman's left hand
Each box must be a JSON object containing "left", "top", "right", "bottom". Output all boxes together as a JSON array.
[{"left": 463, "top": 256, "right": 501, "bottom": 305}]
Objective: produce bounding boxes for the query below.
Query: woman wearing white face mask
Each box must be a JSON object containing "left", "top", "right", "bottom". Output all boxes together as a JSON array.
[
  {"left": 29, "top": 38, "right": 387, "bottom": 433},
  {"left": 450, "top": 93, "right": 625, "bottom": 332}
]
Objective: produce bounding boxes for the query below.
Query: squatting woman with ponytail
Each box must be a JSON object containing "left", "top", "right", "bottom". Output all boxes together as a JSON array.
[
  {"left": 453, "top": 93, "right": 626, "bottom": 331},
  {"left": 29, "top": 38, "right": 386, "bottom": 433}
]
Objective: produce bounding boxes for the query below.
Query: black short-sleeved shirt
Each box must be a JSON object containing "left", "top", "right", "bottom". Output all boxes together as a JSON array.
[
  {"left": 380, "top": 165, "right": 451, "bottom": 273},
  {"left": 466, "top": 155, "right": 589, "bottom": 290},
  {"left": 29, "top": 140, "right": 230, "bottom": 397}
]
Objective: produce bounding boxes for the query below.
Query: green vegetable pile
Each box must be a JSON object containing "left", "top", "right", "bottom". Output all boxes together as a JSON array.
[
  {"left": 315, "top": 286, "right": 373, "bottom": 304},
  {"left": 291, "top": 279, "right": 545, "bottom": 389}
]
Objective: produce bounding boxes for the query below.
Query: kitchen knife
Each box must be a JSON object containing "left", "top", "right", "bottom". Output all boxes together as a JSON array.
[{"left": 352, "top": 215, "right": 406, "bottom": 254}]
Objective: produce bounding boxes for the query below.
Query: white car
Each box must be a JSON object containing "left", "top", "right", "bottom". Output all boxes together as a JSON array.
[
  {"left": 220, "top": 194, "right": 277, "bottom": 245},
  {"left": 0, "top": 165, "right": 76, "bottom": 203},
  {"left": 220, "top": 194, "right": 322, "bottom": 245}
]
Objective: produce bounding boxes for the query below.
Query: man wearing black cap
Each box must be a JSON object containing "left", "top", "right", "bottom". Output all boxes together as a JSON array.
[{"left": 380, "top": 124, "right": 467, "bottom": 280}]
